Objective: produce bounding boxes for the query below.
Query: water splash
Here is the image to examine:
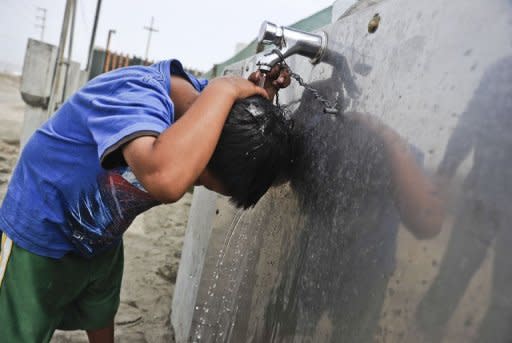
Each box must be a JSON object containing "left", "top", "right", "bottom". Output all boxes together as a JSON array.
[{"left": 258, "top": 72, "right": 267, "bottom": 88}]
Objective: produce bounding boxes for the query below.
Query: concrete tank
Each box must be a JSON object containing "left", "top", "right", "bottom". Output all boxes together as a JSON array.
[{"left": 172, "top": 0, "right": 512, "bottom": 341}]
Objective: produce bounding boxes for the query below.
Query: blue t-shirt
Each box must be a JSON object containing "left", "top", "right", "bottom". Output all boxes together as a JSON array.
[{"left": 0, "top": 59, "right": 208, "bottom": 258}]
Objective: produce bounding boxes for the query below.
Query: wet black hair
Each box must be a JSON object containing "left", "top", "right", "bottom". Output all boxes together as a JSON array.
[{"left": 207, "top": 95, "right": 292, "bottom": 209}]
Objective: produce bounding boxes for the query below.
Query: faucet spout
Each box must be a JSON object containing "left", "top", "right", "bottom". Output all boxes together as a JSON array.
[
  {"left": 256, "top": 21, "right": 327, "bottom": 72},
  {"left": 257, "top": 50, "right": 289, "bottom": 73}
]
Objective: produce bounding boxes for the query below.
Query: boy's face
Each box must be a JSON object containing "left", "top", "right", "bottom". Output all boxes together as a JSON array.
[{"left": 196, "top": 169, "right": 229, "bottom": 196}]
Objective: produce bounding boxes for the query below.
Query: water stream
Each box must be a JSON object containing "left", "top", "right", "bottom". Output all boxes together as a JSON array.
[{"left": 193, "top": 209, "right": 248, "bottom": 342}]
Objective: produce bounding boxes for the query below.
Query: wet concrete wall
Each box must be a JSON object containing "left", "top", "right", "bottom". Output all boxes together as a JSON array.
[{"left": 173, "top": 0, "right": 512, "bottom": 341}]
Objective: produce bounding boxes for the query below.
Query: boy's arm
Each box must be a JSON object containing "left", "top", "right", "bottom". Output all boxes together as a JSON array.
[{"left": 122, "top": 76, "right": 268, "bottom": 203}]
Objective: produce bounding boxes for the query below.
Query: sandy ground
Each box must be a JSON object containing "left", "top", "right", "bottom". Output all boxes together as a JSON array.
[{"left": 0, "top": 73, "right": 188, "bottom": 342}]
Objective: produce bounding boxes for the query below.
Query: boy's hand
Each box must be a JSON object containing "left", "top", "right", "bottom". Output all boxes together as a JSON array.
[
  {"left": 210, "top": 76, "right": 269, "bottom": 100},
  {"left": 249, "top": 64, "right": 291, "bottom": 100}
]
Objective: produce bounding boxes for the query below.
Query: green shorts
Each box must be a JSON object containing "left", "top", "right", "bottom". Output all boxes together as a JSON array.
[{"left": 0, "top": 232, "right": 124, "bottom": 342}]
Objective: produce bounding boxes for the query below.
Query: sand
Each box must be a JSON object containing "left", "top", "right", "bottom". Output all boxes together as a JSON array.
[
  {"left": 0, "top": 73, "right": 188, "bottom": 342},
  {"left": 0, "top": 73, "right": 22, "bottom": 200}
]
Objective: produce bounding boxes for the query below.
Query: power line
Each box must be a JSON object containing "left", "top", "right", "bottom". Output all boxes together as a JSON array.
[
  {"left": 143, "top": 16, "right": 158, "bottom": 61},
  {"left": 35, "top": 7, "right": 47, "bottom": 41}
]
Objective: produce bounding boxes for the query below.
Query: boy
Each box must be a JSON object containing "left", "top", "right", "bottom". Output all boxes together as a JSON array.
[{"left": 0, "top": 59, "right": 291, "bottom": 342}]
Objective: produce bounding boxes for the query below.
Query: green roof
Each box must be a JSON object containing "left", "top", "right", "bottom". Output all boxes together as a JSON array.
[{"left": 204, "top": 6, "right": 332, "bottom": 78}]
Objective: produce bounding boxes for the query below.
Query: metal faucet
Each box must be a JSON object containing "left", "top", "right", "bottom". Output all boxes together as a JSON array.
[{"left": 256, "top": 21, "right": 327, "bottom": 72}]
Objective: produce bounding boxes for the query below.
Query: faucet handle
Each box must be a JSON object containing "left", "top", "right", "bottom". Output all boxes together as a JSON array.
[{"left": 257, "top": 21, "right": 283, "bottom": 52}]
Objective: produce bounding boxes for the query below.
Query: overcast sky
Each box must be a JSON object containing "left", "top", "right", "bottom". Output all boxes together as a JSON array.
[{"left": 1, "top": 0, "right": 335, "bottom": 73}]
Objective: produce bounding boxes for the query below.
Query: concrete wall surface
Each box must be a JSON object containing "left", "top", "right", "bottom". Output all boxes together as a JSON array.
[
  {"left": 173, "top": 0, "right": 512, "bottom": 341},
  {"left": 20, "top": 39, "right": 57, "bottom": 108}
]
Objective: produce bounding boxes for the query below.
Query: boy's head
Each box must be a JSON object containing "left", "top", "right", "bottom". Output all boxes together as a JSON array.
[{"left": 204, "top": 95, "right": 292, "bottom": 209}]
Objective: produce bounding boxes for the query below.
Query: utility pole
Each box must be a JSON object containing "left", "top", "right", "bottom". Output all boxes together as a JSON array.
[
  {"left": 61, "top": 0, "right": 77, "bottom": 104},
  {"left": 143, "top": 16, "right": 158, "bottom": 61},
  {"left": 47, "top": 0, "right": 76, "bottom": 118},
  {"left": 86, "top": 0, "right": 103, "bottom": 72},
  {"left": 105, "top": 29, "right": 116, "bottom": 52},
  {"left": 103, "top": 29, "right": 116, "bottom": 72},
  {"left": 35, "top": 7, "right": 47, "bottom": 41}
]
